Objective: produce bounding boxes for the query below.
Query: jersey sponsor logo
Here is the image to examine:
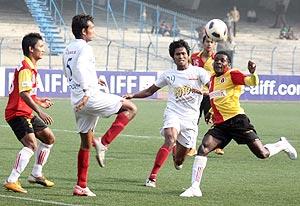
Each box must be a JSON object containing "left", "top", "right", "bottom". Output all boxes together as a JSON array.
[
  {"left": 188, "top": 76, "right": 199, "bottom": 80},
  {"left": 21, "top": 81, "right": 32, "bottom": 87},
  {"left": 209, "top": 90, "right": 226, "bottom": 99},
  {"left": 174, "top": 85, "right": 192, "bottom": 99}
]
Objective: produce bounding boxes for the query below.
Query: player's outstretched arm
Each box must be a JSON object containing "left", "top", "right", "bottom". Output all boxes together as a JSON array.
[{"left": 123, "top": 84, "right": 160, "bottom": 99}]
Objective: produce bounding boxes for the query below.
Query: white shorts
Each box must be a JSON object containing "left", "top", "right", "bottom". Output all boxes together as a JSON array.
[
  {"left": 160, "top": 114, "right": 198, "bottom": 149},
  {"left": 74, "top": 92, "right": 123, "bottom": 133}
]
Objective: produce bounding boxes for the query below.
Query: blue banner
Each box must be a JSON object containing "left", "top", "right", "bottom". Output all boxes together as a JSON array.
[
  {"left": 4, "top": 69, "right": 300, "bottom": 101},
  {"left": 4, "top": 68, "right": 157, "bottom": 98},
  {"left": 241, "top": 75, "right": 300, "bottom": 101}
]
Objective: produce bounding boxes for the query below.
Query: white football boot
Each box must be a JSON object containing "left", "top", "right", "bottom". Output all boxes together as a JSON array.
[
  {"left": 280, "top": 137, "right": 297, "bottom": 160},
  {"left": 180, "top": 186, "right": 202, "bottom": 197}
]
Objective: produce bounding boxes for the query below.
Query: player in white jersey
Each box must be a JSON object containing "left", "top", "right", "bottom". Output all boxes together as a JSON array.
[
  {"left": 124, "top": 39, "right": 210, "bottom": 188},
  {"left": 63, "top": 14, "right": 137, "bottom": 196}
]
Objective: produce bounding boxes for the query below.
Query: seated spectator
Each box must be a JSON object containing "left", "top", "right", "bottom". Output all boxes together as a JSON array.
[
  {"left": 170, "top": 24, "right": 180, "bottom": 37},
  {"left": 279, "top": 26, "right": 289, "bottom": 39},
  {"left": 158, "top": 21, "right": 171, "bottom": 36},
  {"left": 247, "top": 10, "right": 257, "bottom": 23},
  {"left": 287, "top": 26, "right": 298, "bottom": 40}
]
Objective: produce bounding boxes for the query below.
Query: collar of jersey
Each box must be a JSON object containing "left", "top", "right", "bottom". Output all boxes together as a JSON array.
[{"left": 24, "top": 56, "right": 36, "bottom": 71}]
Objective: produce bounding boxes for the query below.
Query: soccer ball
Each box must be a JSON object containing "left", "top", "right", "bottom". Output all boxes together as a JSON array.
[{"left": 204, "top": 19, "right": 228, "bottom": 42}]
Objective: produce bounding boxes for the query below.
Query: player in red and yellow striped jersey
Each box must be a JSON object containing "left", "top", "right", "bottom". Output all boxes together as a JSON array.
[
  {"left": 189, "top": 35, "right": 224, "bottom": 156},
  {"left": 4, "top": 33, "right": 56, "bottom": 194},
  {"left": 180, "top": 51, "right": 297, "bottom": 197}
]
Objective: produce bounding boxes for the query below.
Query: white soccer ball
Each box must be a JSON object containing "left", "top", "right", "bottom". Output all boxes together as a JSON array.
[{"left": 204, "top": 19, "right": 228, "bottom": 42}]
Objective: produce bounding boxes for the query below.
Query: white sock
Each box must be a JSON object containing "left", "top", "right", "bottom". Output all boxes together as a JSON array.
[
  {"left": 264, "top": 140, "right": 285, "bottom": 157},
  {"left": 7, "top": 147, "right": 34, "bottom": 183},
  {"left": 191, "top": 155, "right": 207, "bottom": 189},
  {"left": 31, "top": 142, "right": 53, "bottom": 177}
]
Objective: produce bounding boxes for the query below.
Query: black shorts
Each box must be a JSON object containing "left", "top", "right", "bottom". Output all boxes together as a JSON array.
[
  {"left": 200, "top": 95, "right": 211, "bottom": 118},
  {"left": 7, "top": 116, "right": 48, "bottom": 141},
  {"left": 205, "top": 114, "right": 259, "bottom": 146}
]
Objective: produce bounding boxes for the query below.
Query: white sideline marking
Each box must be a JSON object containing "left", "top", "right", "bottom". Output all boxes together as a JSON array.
[
  {"left": 0, "top": 194, "right": 81, "bottom": 206},
  {"left": 0, "top": 124, "right": 161, "bottom": 139}
]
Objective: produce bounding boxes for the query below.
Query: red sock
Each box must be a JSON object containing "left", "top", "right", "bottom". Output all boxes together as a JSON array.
[
  {"left": 101, "top": 112, "right": 130, "bottom": 146},
  {"left": 149, "top": 144, "right": 172, "bottom": 180},
  {"left": 77, "top": 148, "right": 90, "bottom": 188}
]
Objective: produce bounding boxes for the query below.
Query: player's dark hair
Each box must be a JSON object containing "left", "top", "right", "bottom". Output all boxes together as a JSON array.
[
  {"left": 72, "top": 14, "right": 94, "bottom": 39},
  {"left": 215, "top": 50, "right": 232, "bottom": 64},
  {"left": 169, "top": 39, "right": 190, "bottom": 58},
  {"left": 22, "top": 33, "right": 43, "bottom": 57},
  {"left": 202, "top": 35, "right": 214, "bottom": 43}
]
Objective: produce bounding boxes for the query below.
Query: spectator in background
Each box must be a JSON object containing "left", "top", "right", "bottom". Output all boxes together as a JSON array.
[
  {"left": 271, "top": 0, "right": 287, "bottom": 28},
  {"left": 159, "top": 20, "right": 171, "bottom": 36},
  {"left": 151, "top": 10, "right": 159, "bottom": 34},
  {"left": 225, "top": 12, "right": 234, "bottom": 42},
  {"left": 287, "top": 26, "right": 298, "bottom": 40},
  {"left": 247, "top": 9, "right": 257, "bottom": 23},
  {"left": 170, "top": 24, "right": 180, "bottom": 37},
  {"left": 280, "top": 26, "right": 299, "bottom": 40},
  {"left": 279, "top": 26, "right": 289, "bottom": 39},
  {"left": 195, "top": 26, "right": 205, "bottom": 48},
  {"left": 229, "top": 6, "right": 240, "bottom": 37}
]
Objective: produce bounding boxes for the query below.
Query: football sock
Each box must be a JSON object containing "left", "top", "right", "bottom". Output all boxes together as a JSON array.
[
  {"left": 101, "top": 112, "right": 130, "bottom": 146},
  {"left": 191, "top": 155, "right": 207, "bottom": 189},
  {"left": 7, "top": 147, "right": 34, "bottom": 183},
  {"left": 77, "top": 148, "right": 90, "bottom": 188},
  {"left": 264, "top": 140, "right": 286, "bottom": 157},
  {"left": 149, "top": 144, "right": 172, "bottom": 180},
  {"left": 31, "top": 142, "right": 53, "bottom": 177}
]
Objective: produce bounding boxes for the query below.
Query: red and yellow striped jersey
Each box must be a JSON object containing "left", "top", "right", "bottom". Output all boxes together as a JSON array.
[
  {"left": 209, "top": 68, "right": 259, "bottom": 124},
  {"left": 5, "top": 57, "right": 38, "bottom": 121},
  {"left": 190, "top": 51, "right": 215, "bottom": 75}
]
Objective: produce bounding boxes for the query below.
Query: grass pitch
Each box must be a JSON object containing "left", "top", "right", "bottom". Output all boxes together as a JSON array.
[{"left": 0, "top": 98, "right": 299, "bottom": 206}]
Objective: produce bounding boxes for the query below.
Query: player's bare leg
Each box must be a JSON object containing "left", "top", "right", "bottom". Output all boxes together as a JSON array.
[
  {"left": 173, "top": 142, "right": 189, "bottom": 170},
  {"left": 95, "top": 99, "right": 137, "bottom": 167},
  {"left": 145, "top": 127, "right": 177, "bottom": 187}
]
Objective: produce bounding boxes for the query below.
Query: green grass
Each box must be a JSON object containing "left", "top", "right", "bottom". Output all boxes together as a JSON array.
[{"left": 0, "top": 97, "right": 299, "bottom": 206}]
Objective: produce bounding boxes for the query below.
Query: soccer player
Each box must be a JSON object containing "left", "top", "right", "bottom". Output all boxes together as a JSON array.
[
  {"left": 4, "top": 33, "right": 55, "bottom": 194},
  {"left": 190, "top": 35, "right": 224, "bottom": 155},
  {"left": 124, "top": 39, "right": 210, "bottom": 188},
  {"left": 63, "top": 14, "right": 137, "bottom": 196},
  {"left": 180, "top": 51, "right": 298, "bottom": 197}
]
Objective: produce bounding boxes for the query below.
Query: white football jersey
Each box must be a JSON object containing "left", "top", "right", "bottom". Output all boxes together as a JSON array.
[
  {"left": 63, "top": 39, "right": 99, "bottom": 105},
  {"left": 155, "top": 65, "right": 210, "bottom": 120}
]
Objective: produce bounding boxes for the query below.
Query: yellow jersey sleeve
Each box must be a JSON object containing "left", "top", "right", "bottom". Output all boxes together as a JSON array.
[
  {"left": 244, "top": 73, "right": 259, "bottom": 86},
  {"left": 19, "top": 69, "right": 32, "bottom": 93}
]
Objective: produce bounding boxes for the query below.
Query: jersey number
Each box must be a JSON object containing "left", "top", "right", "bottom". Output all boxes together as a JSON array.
[{"left": 66, "top": 58, "right": 73, "bottom": 81}]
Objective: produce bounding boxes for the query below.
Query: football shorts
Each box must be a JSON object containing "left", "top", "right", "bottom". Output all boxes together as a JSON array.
[
  {"left": 160, "top": 114, "right": 198, "bottom": 149},
  {"left": 75, "top": 92, "right": 123, "bottom": 133}
]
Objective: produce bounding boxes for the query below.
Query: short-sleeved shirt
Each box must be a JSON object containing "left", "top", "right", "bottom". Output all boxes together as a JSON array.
[
  {"left": 155, "top": 64, "right": 210, "bottom": 121},
  {"left": 191, "top": 51, "right": 215, "bottom": 75},
  {"left": 209, "top": 68, "right": 259, "bottom": 124},
  {"left": 5, "top": 57, "right": 38, "bottom": 121}
]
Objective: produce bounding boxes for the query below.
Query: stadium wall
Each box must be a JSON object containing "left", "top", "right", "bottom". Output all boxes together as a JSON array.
[{"left": 2, "top": 68, "right": 300, "bottom": 101}]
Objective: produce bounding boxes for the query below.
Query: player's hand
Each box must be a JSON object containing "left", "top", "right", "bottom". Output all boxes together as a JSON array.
[
  {"left": 123, "top": 93, "right": 134, "bottom": 99},
  {"left": 38, "top": 111, "right": 54, "bottom": 125},
  {"left": 75, "top": 95, "right": 89, "bottom": 112},
  {"left": 248, "top": 60, "right": 256, "bottom": 74},
  {"left": 191, "top": 88, "right": 202, "bottom": 94},
  {"left": 98, "top": 78, "right": 106, "bottom": 86},
  {"left": 205, "top": 112, "right": 213, "bottom": 124},
  {"left": 39, "top": 98, "right": 53, "bottom": 109}
]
